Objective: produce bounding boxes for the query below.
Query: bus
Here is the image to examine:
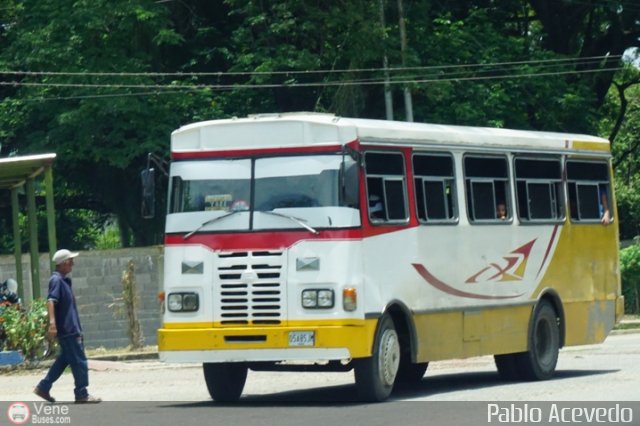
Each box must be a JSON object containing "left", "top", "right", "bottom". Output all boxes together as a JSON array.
[{"left": 156, "top": 113, "right": 623, "bottom": 402}]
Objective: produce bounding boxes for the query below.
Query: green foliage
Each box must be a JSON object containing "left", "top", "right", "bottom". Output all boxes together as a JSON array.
[
  {"left": 0, "top": 0, "right": 218, "bottom": 247},
  {"left": 94, "top": 223, "right": 122, "bottom": 250},
  {"left": 620, "top": 243, "right": 640, "bottom": 314},
  {"left": 0, "top": 298, "right": 49, "bottom": 360},
  {"left": 613, "top": 181, "right": 640, "bottom": 240},
  {"left": 599, "top": 66, "right": 640, "bottom": 239},
  {"left": 0, "top": 204, "right": 118, "bottom": 254},
  {"left": 1, "top": 0, "right": 640, "bottom": 245}
]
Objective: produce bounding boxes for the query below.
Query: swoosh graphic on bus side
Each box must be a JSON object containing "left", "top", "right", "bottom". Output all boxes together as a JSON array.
[
  {"left": 412, "top": 263, "right": 525, "bottom": 300},
  {"left": 536, "top": 224, "right": 560, "bottom": 278}
]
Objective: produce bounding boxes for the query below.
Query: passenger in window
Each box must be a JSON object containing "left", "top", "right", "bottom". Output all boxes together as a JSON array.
[
  {"left": 369, "top": 195, "right": 385, "bottom": 221},
  {"left": 496, "top": 201, "right": 507, "bottom": 220},
  {"left": 600, "top": 189, "right": 612, "bottom": 225}
]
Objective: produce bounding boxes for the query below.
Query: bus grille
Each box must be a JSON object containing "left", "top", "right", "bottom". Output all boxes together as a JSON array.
[{"left": 216, "top": 251, "right": 284, "bottom": 326}]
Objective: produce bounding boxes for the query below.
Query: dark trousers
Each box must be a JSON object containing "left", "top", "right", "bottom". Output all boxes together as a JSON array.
[{"left": 37, "top": 334, "right": 89, "bottom": 400}]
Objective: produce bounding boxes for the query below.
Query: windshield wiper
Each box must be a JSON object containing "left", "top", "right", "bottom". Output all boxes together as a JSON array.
[
  {"left": 183, "top": 210, "right": 240, "bottom": 240},
  {"left": 259, "top": 211, "right": 319, "bottom": 235}
]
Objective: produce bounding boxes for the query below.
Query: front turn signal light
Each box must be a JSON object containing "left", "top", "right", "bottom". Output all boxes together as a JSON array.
[{"left": 343, "top": 287, "right": 357, "bottom": 312}]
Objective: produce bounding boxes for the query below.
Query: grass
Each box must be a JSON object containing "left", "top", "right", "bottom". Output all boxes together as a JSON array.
[{"left": 614, "top": 315, "right": 640, "bottom": 330}]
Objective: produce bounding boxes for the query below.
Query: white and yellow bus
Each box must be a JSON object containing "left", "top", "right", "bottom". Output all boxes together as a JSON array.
[{"left": 157, "top": 113, "right": 623, "bottom": 402}]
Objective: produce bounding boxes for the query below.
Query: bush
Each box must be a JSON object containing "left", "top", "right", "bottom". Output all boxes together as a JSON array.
[
  {"left": 0, "top": 298, "right": 49, "bottom": 360},
  {"left": 615, "top": 182, "right": 640, "bottom": 240},
  {"left": 620, "top": 243, "right": 640, "bottom": 314}
]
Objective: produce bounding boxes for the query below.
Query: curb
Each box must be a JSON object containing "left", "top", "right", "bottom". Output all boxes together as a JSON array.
[{"left": 88, "top": 352, "right": 159, "bottom": 362}]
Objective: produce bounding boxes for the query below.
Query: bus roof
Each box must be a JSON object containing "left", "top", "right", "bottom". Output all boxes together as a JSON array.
[{"left": 171, "top": 112, "right": 610, "bottom": 154}]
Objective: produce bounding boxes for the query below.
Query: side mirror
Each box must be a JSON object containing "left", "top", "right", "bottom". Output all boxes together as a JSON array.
[{"left": 141, "top": 168, "right": 156, "bottom": 219}]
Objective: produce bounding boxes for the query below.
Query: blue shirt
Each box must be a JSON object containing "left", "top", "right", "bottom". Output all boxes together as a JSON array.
[{"left": 47, "top": 271, "right": 82, "bottom": 337}]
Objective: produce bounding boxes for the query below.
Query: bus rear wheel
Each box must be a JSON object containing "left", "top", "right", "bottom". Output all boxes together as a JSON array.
[
  {"left": 516, "top": 300, "right": 560, "bottom": 381},
  {"left": 354, "top": 314, "right": 400, "bottom": 402},
  {"left": 203, "top": 362, "right": 248, "bottom": 402}
]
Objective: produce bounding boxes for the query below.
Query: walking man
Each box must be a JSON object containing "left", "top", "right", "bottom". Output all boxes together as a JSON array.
[{"left": 34, "top": 249, "right": 101, "bottom": 403}]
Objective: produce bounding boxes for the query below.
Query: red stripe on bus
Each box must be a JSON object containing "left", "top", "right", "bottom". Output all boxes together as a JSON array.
[
  {"left": 165, "top": 223, "right": 418, "bottom": 250},
  {"left": 165, "top": 230, "right": 362, "bottom": 251},
  {"left": 172, "top": 145, "right": 345, "bottom": 159}
]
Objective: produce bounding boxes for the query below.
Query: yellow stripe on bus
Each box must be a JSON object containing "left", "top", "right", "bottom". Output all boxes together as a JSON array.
[{"left": 571, "top": 140, "right": 610, "bottom": 152}]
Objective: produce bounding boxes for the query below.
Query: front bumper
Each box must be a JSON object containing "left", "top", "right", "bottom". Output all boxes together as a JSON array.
[{"left": 158, "top": 320, "right": 376, "bottom": 363}]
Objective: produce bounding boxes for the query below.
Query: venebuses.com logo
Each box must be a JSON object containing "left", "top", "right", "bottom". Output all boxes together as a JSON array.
[
  {"left": 7, "top": 402, "right": 30, "bottom": 425},
  {"left": 6, "top": 401, "right": 72, "bottom": 424}
]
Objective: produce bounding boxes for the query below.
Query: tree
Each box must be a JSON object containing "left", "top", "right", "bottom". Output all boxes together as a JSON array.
[
  {"left": 0, "top": 0, "right": 217, "bottom": 247},
  {"left": 600, "top": 64, "right": 640, "bottom": 239},
  {"left": 529, "top": 0, "right": 640, "bottom": 107},
  {"left": 2, "top": 0, "right": 640, "bottom": 248}
]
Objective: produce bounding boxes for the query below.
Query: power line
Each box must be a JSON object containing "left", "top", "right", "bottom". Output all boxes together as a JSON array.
[
  {"left": 0, "top": 55, "right": 626, "bottom": 102},
  {"left": 21, "top": 90, "right": 191, "bottom": 102},
  {"left": 346, "top": 56, "right": 622, "bottom": 84},
  {"left": 0, "top": 65, "right": 624, "bottom": 98},
  {"left": 0, "top": 55, "right": 623, "bottom": 78}
]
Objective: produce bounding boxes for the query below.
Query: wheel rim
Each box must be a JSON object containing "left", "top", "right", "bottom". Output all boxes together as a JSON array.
[{"left": 378, "top": 328, "right": 400, "bottom": 387}]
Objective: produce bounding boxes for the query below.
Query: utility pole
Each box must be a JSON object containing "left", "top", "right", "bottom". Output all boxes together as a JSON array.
[
  {"left": 397, "top": 0, "right": 413, "bottom": 122},
  {"left": 379, "top": 0, "right": 393, "bottom": 120}
]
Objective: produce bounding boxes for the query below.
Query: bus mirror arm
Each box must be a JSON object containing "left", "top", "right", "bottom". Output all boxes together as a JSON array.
[{"left": 146, "top": 152, "right": 169, "bottom": 177}]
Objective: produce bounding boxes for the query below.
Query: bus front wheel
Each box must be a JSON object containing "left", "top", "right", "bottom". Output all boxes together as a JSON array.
[
  {"left": 203, "top": 362, "right": 248, "bottom": 402},
  {"left": 516, "top": 300, "right": 560, "bottom": 380},
  {"left": 354, "top": 314, "right": 400, "bottom": 402}
]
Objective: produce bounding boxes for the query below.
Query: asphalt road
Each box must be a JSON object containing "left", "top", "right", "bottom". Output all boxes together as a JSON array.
[{"left": 2, "top": 332, "right": 639, "bottom": 426}]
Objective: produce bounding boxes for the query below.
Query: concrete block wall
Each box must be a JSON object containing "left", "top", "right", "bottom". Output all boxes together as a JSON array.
[{"left": 0, "top": 246, "right": 164, "bottom": 349}]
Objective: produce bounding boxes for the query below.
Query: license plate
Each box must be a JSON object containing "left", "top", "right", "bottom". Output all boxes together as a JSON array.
[{"left": 288, "top": 331, "right": 315, "bottom": 347}]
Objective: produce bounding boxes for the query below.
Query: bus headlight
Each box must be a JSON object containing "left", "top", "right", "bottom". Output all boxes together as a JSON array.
[
  {"left": 167, "top": 292, "right": 199, "bottom": 312},
  {"left": 301, "top": 289, "right": 334, "bottom": 309}
]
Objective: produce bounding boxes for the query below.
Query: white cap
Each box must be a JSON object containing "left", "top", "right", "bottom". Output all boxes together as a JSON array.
[{"left": 52, "top": 249, "right": 79, "bottom": 265}]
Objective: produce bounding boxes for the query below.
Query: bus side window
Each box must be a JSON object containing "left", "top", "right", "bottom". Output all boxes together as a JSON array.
[
  {"left": 566, "top": 160, "right": 612, "bottom": 224},
  {"left": 514, "top": 157, "right": 564, "bottom": 222},
  {"left": 464, "top": 156, "right": 510, "bottom": 223},
  {"left": 364, "top": 152, "right": 408, "bottom": 223},
  {"left": 413, "top": 153, "right": 457, "bottom": 223}
]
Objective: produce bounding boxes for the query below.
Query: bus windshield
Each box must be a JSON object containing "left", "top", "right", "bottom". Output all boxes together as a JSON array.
[{"left": 166, "top": 154, "right": 360, "bottom": 234}]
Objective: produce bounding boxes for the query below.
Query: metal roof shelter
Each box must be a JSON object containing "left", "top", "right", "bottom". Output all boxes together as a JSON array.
[{"left": 0, "top": 153, "right": 57, "bottom": 302}]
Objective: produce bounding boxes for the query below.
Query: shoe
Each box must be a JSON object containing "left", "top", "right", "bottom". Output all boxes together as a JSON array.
[
  {"left": 75, "top": 395, "right": 102, "bottom": 404},
  {"left": 33, "top": 387, "right": 56, "bottom": 403}
]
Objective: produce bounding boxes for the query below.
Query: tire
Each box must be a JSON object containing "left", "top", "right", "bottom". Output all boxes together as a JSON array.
[
  {"left": 395, "top": 360, "right": 428, "bottom": 387},
  {"left": 494, "top": 353, "right": 521, "bottom": 381},
  {"left": 516, "top": 300, "right": 560, "bottom": 381},
  {"left": 203, "top": 362, "right": 248, "bottom": 402},
  {"left": 354, "top": 315, "right": 401, "bottom": 402}
]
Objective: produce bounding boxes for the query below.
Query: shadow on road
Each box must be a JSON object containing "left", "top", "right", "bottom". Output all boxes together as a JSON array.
[{"left": 158, "top": 368, "right": 618, "bottom": 407}]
